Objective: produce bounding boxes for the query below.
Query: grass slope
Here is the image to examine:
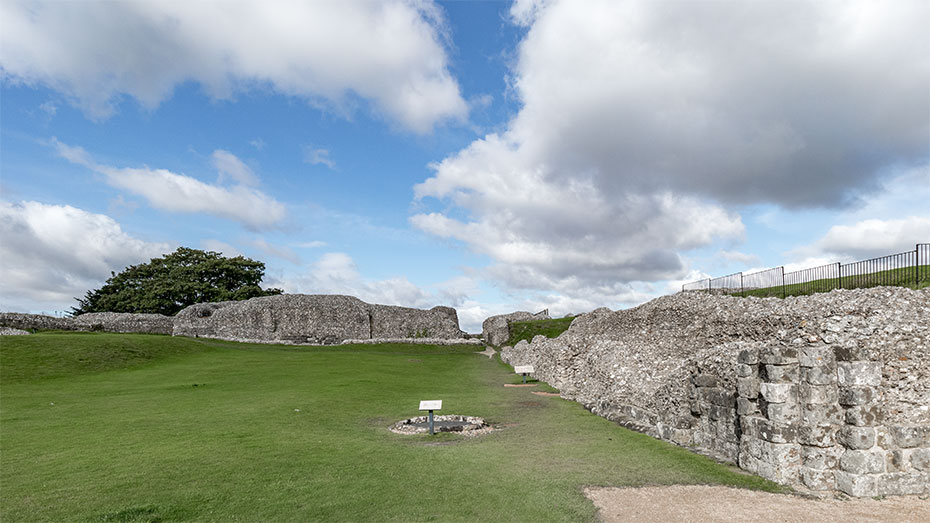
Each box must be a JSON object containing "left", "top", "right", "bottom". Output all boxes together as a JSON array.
[
  {"left": 505, "top": 317, "right": 575, "bottom": 347},
  {"left": 1, "top": 333, "right": 781, "bottom": 522},
  {"left": 734, "top": 265, "right": 930, "bottom": 298}
]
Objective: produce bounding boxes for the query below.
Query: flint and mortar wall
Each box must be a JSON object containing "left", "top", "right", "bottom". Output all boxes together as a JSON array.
[
  {"left": 0, "top": 312, "right": 172, "bottom": 334},
  {"left": 501, "top": 287, "right": 929, "bottom": 497},
  {"left": 481, "top": 309, "right": 550, "bottom": 346},
  {"left": 173, "top": 294, "right": 465, "bottom": 344}
]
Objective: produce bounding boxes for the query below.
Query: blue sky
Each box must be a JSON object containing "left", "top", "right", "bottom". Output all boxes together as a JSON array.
[{"left": 1, "top": 0, "right": 928, "bottom": 332}]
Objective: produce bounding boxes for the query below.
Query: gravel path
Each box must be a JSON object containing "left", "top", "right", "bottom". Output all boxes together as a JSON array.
[{"left": 585, "top": 485, "right": 930, "bottom": 522}]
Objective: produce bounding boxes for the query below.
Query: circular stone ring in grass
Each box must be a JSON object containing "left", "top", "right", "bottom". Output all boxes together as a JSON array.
[{"left": 390, "top": 415, "right": 491, "bottom": 437}]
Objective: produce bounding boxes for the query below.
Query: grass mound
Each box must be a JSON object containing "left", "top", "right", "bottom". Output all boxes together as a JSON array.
[
  {"left": 505, "top": 316, "right": 575, "bottom": 346},
  {"left": 1, "top": 333, "right": 781, "bottom": 521}
]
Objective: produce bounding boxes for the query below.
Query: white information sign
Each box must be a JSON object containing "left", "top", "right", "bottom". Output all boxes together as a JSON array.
[
  {"left": 514, "top": 365, "right": 535, "bottom": 374},
  {"left": 419, "top": 400, "right": 442, "bottom": 411}
]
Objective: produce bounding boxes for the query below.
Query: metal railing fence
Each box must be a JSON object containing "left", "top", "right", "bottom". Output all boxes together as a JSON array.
[{"left": 683, "top": 243, "right": 929, "bottom": 299}]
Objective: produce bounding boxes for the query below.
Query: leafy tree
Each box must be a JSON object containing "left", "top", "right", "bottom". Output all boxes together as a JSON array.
[{"left": 72, "top": 247, "right": 283, "bottom": 316}]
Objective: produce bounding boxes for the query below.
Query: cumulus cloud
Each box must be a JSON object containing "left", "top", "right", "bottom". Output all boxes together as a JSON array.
[
  {"left": 412, "top": 0, "right": 928, "bottom": 305},
  {"left": 813, "top": 217, "right": 930, "bottom": 260},
  {"left": 212, "top": 150, "right": 258, "bottom": 186},
  {"left": 0, "top": 0, "right": 466, "bottom": 133},
  {"left": 0, "top": 200, "right": 171, "bottom": 312},
  {"left": 53, "top": 139, "right": 286, "bottom": 230}
]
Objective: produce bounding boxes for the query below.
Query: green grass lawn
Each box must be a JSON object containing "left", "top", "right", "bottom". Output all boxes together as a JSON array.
[
  {"left": 505, "top": 317, "right": 576, "bottom": 347},
  {"left": 734, "top": 264, "right": 930, "bottom": 298},
  {"left": 1, "top": 333, "right": 781, "bottom": 522}
]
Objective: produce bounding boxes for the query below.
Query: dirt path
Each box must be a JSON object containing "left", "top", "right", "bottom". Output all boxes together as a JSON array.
[{"left": 585, "top": 485, "right": 929, "bottom": 522}]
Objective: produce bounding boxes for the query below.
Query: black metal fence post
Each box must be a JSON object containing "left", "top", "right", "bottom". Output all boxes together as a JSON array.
[{"left": 780, "top": 266, "right": 786, "bottom": 298}]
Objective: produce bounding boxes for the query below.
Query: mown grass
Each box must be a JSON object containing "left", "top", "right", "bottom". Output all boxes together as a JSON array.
[
  {"left": 1, "top": 333, "right": 782, "bottom": 522},
  {"left": 505, "top": 317, "right": 576, "bottom": 347},
  {"left": 733, "top": 265, "right": 930, "bottom": 298}
]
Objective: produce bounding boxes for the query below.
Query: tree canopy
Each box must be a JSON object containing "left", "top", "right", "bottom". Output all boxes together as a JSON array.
[{"left": 72, "top": 247, "right": 283, "bottom": 316}]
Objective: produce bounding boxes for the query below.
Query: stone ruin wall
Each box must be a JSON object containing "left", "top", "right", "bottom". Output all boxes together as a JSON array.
[
  {"left": 481, "top": 309, "right": 550, "bottom": 346},
  {"left": 0, "top": 311, "right": 172, "bottom": 334},
  {"left": 1, "top": 294, "right": 466, "bottom": 345},
  {"left": 170, "top": 294, "right": 466, "bottom": 344},
  {"left": 501, "top": 287, "right": 930, "bottom": 497}
]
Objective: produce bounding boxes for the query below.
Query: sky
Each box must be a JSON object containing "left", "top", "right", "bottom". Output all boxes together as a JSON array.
[{"left": 1, "top": 0, "right": 928, "bottom": 333}]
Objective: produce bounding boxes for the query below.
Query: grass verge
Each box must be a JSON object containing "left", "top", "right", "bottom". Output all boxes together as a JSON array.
[
  {"left": 505, "top": 317, "right": 575, "bottom": 347},
  {"left": 1, "top": 333, "right": 782, "bottom": 521}
]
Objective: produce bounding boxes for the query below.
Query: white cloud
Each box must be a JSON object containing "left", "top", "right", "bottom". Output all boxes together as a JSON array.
[
  {"left": 0, "top": 200, "right": 171, "bottom": 312},
  {"left": 53, "top": 139, "right": 287, "bottom": 230},
  {"left": 250, "top": 138, "right": 266, "bottom": 151},
  {"left": 212, "top": 150, "right": 258, "bottom": 186},
  {"left": 249, "top": 237, "right": 300, "bottom": 265},
  {"left": 302, "top": 146, "right": 336, "bottom": 169},
  {"left": 412, "top": 0, "right": 927, "bottom": 306},
  {"left": 0, "top": 0, "right": 466, "bottom": 133},
  {"left": 814, "top": 217, "right": 930, "bottom": 260},
  {"left": 295, "top": 240, "right": 327, "bottom": 249}
]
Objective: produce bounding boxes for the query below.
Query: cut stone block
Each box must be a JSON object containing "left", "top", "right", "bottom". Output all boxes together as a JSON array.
[
  {"left": 840, "top": 449, "right": 885, "bottom": 474},
  {"left": 799, "top": 383, "right": 837, "bottom": 405},
  {"left": 835, "top": 471, "right": 877, "bottom": 497},
  {"left": 765, "top": 363, "right": 799, "bottom": 383},
  {"left": 838, "top": 426, "right": 876, "bottom": 450},
  {"left": 844, "top": 405, "right": 882, "bottom": 427},
  {"left": 798, "top": 425, "right": 838, "bottom": 447},
  {"left": 800, "top": 466, "right": 835, "bottom": 491},
  {"left": 801, "top": 404, "right": 844, "bottom": 427},
  {"left": 760, "top": 382, "right": 797, "bottom": 404},
  {"left": 738, "top": 348, "right": 759, "bottom": 365},
  {"left": 838, "top": 386, "right": 875, "bottom": 406},
  {"left": 911, "top": 448, "right": 930, "bottom": 472},
  {"left": 760, "top": 347, "right": 798, "bottom": 365},
  {"left": 892, "top": 426, "right": 930, "bottom": 448},
  {"left": 737, "top": 377, "right": 760, "bottom": 399},
  {"left": 836, "top": 361, "right": 882, "bottom": 387},
  {"left": 799, "top": 346, "right": 836, "bottom": 368},
  {"left": 801, "top": 444, "right": 843, "bottom": 469},
  {"left": 801, "top": 366, "right": 836, "bottom": 385},
  {"left": 876, "top": 472, "right": 930, "bottom": 496}
]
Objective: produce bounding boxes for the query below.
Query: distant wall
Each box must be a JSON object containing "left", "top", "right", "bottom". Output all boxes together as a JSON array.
[
  {"left": 502, "top": 287, "right": 930, "bottom": 497},
  {"left": 1, "top": 294, "right": 466, "bottom": 344},
  {"left": 173, "top": 294, "right": 465, "bottom": 344},
  {"left": 0, "top": 312, "right": 171, "bottom": 334},
  {"left": 481, "top": 309, "right": 550, "bottom": 346}
]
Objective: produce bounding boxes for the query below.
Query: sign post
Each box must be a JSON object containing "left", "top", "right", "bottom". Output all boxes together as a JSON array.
[
  {"left": 514, "top": 365, "right": 534, "bottom": 384},
  {"left": 419, "top": 400, "right": 442, "bottom": 435}
]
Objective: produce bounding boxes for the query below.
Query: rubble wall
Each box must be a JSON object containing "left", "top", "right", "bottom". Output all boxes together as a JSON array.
[
  {"left": 501, "top": 287, "right": 930, "bottom": 496},
  {"left": 481, "top": 309, "right": 550, "bottom": 346},
  {"left": 173, "top": 294, "right": 465, "bottom": 344},
  {"left": 0, "top": 312, "right": 172, "bottom": 334}
]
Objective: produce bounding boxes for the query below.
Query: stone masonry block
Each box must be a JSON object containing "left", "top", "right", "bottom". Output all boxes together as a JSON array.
[
  {"left": 877, "top": 472, "right": 930, "bottom": 496},
  {"left": 737, "top": 397, "right": 759, "bottom": 416},
  {"left": 799, "top": 383, "right": 837, "bottom": 405},
  {"left": 801, "top": 444, "right": 843, "bottom": 469},
  {"left": 834, "top": 346, "right": 871, "bottom": 362},
  {"left": 801, "top": 366, "right": 836, "bottom": 385},
  {"left": 892, "top": 426, "right": 930, "bottom": 448},
  {"left": 738, "top": 348, "right": 759, "bottom": 365},
  {"left": 836, "top": 361, "right": 882, "bottom": 387},
  {"left": 758, "top": 419, "right": 798, "bottom": 444},
  {"left": 691, "top": 374, "right": 719, "bottom": 388},
  {"left": 835, "top": 471, "right": 877, "bottom": 497},
  {"left": 838, "top": 386, "right": 875, "bottom": 406},
  {"left": 765, "top": 402, "right": 800, "bottom": 424},
  {"left": 802, "top": 404, "right": 844, "bottom": 427},
  {"left": 845, "top": 405, "right": 882, "bottom": 427},
  {"left": 838, "top": 426, "right": 876, "bottom": 450},
  {"left": 799, "top": 346, "right": 836, "bottom": 368},
  {"left": 911, "top": 448, "right": 930, "bottom": 471},
  {"left": 737, "top": 377, "right": 760, "bottom": 399},
  {"left": 798, "top": 425, "right": 838, "bottom": 448},
  {"left": 885, "top": 450, "right": 910, "bottom": 473},
  {"left": 760, "top": 347, "right": 798, "bottom": 365},
  {"left": 765, "top": 363, "right": 799, "bottom": 383},
  {"left": 760, "top": 382, "right": 797, "bottom": 404},
  {"left": 840, "top": 450, "right": 885, "bottom": 474},
  {"left": 736, "top": 363, "right": 756, "bottom": 378},
  {"left": 800, "top": 466, "right": 835, "bottom": 491}
]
